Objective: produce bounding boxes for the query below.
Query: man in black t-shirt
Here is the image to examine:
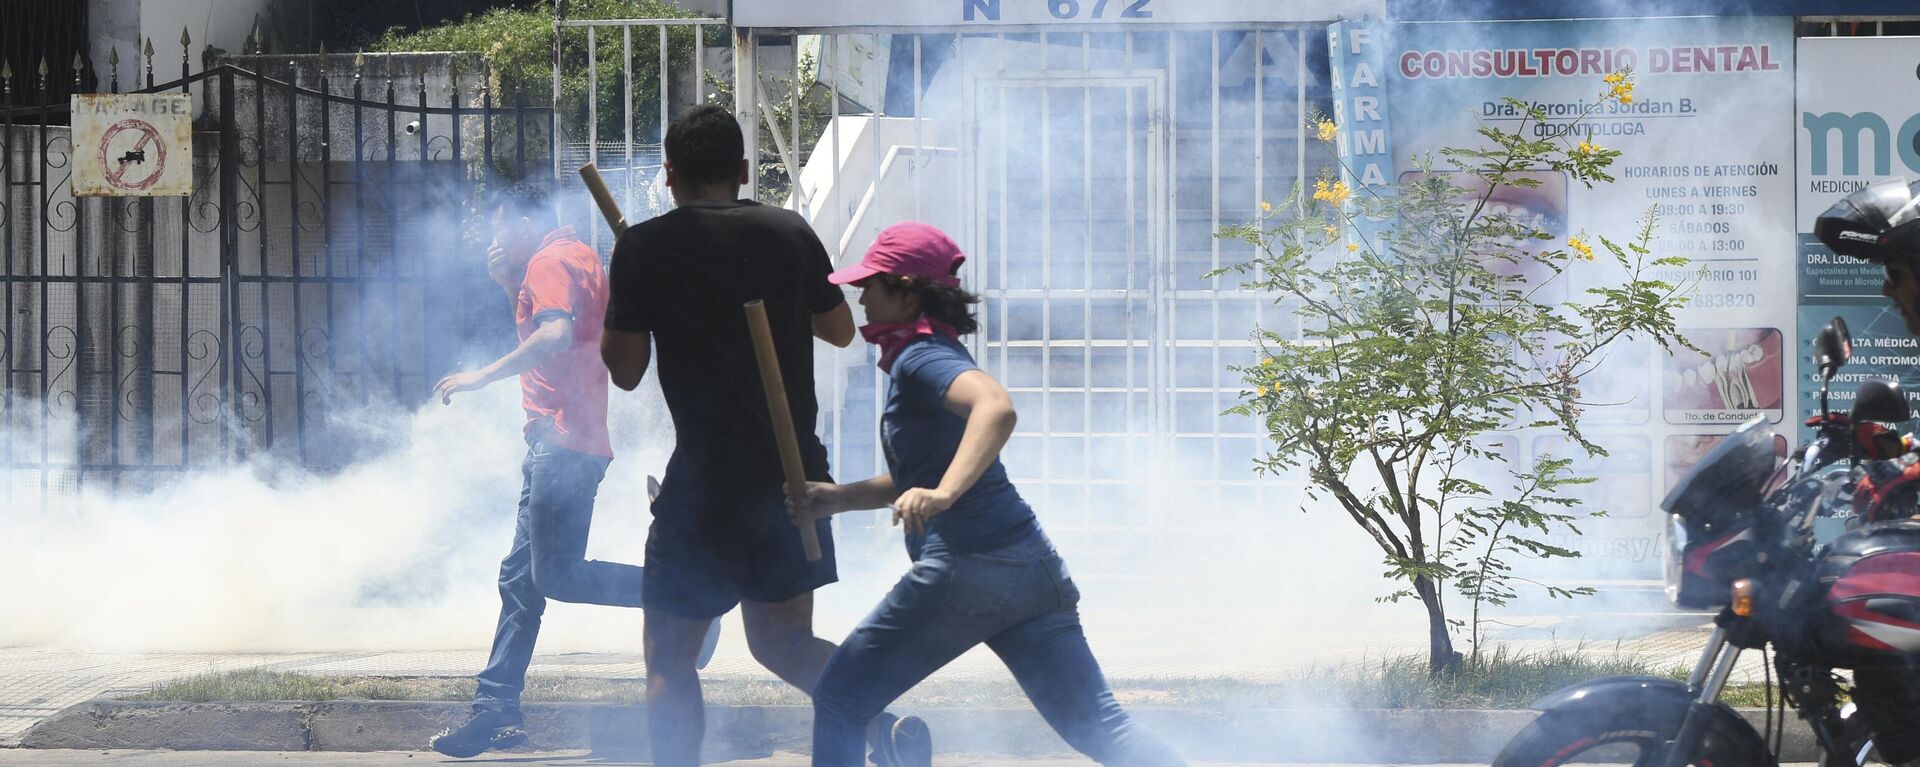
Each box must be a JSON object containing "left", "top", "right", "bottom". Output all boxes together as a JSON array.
[{"left": 601, "top": 106, "right": 927, "bottom": 767}]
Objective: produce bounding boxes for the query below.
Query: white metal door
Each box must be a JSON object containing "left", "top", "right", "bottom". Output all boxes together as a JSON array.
[{"left": 968, "top": 72, "right": 1166, "bottom": 568}]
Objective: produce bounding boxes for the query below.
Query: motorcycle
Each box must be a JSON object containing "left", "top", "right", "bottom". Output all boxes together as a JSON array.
[
  {"left": 1492, "top": 317, "right": 1920, "bottom": 767},
  {"left": 1666, "top": 323, "right": 1915, "bottom": 609}
]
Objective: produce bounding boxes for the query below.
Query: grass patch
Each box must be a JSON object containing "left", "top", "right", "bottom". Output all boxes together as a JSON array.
[
  {"left": 131, "top": 668, "right": 436, "bottom": 703},
  {"left": 1306, "top": 645, "right": 1662, "bottom": 709},
  {"left": 130, "top": 647, "right": 1779, "bottom": 709}
]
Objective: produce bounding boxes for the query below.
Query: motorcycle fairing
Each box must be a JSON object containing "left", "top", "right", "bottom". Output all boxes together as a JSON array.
[{"left": 1820, "top": 525, "right": 1920, "bottom": 658}]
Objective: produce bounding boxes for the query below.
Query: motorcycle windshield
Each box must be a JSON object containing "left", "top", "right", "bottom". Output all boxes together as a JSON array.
[{"left": 1661, "top": 416, "right": 1779, "bottom": 519}]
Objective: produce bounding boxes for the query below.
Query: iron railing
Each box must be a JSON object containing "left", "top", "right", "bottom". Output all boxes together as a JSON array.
[{"left": 2, "top": 34, "right": 553, "bottom": 512}]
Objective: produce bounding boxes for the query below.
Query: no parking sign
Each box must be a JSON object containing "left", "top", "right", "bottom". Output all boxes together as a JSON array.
[{"left": 70, "top": 94, "right": 193, "bottom": 197}]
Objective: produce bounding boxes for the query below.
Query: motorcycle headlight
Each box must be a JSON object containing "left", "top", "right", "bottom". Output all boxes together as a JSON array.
[{"left": 1731, "top": 578, "right": 1758, "bottom": 616}]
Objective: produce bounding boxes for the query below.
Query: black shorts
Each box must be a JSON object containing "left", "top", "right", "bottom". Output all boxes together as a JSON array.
[{"left": 643, "top": 488, "right": 838, "bottom": 620}]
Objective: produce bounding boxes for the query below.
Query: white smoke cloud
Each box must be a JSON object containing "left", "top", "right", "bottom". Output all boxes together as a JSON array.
[
  {"left": 0, "top": 374, "right": 684, "bottom": 653},
  {"left": 0, "top": 17, "right": 1724, "bottom": 669}
]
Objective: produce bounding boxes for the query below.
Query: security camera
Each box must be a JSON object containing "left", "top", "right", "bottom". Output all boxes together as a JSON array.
[{"left": 403, "top": 120, "right": 421, "bottom": 135}]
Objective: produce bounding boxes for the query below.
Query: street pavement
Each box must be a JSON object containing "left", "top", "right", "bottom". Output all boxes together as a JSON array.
[
  {"left": 0, "top": 752, "right": 1574, "bottom": 766},
  {"left": 1, "top": 582, "right": 1743, "bottom": 748}
]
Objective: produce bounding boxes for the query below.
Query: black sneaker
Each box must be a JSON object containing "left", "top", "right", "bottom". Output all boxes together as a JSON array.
[
  {"left": 891, "top": 715, "right": 932, "bottom": 767},
  {"left": 428, "top": 707, "right": 529, "bottom": 758},
  {"left": 866, "top": 712, "right": 901, "bottom": 766}
]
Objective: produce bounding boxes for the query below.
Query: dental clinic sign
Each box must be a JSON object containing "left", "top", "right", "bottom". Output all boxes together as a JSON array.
[
  {"left": 731, "top": 0, "right": 1382, "bottom": 27},
  {"left": 1331, "top": 16, "right": 1798, "bottom": 578},
  {"left": 1795, "top": 37, "right": 1920, "bottom": 418}
]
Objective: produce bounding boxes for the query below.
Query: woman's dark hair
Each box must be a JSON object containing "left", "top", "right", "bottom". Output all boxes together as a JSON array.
[
  {"left": 875, "top": 273, "right": 980, "bottom": 335},
  {"left": 665, "top": 105, "right": 745, "bottom": 186}
]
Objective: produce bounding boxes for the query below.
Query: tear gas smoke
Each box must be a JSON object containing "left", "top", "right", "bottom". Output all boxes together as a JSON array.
[
  {"left": 1, "top": 380, "right": 668, "bottom": 652},
  {"left": 0, "top": 15, "right": 1745, "bottom": 667}
]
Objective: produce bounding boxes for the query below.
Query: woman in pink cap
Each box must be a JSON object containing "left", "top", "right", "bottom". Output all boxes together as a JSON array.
[{"left": 793, "top": 222, "right": 1187, "bottom": 767}]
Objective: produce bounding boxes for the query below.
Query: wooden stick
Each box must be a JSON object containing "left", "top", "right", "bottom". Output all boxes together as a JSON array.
[
  {"left": 577, "top": 162, "right": 628, "bottom": 237},
  {"left": 743, "top": 300, "right": 824, "bottom": 562}
]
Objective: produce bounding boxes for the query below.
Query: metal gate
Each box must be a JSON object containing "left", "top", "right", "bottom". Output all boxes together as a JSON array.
[
  {"left": 549, "top": 21, "right": 1336, "bottom": 578},
  {"left": 969, "top": 70, "right": 1166, "bottom": 571},
  {"left": 804, "top": 29, "right": 1335, "bottom": 577},
  {"left": 2, "top": 42, "right": 552, "bottom": 513}
]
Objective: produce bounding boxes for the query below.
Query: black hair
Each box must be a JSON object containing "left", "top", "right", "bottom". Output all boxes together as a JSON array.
[
  {"left": 665, "top": 105, "right": 746, "bottom": 187},
  {"left": 493, "top": 182, "right": 551, "bottom": 226},
  {"left": 874, "top": 273, "right": 981, "bottom": 335}
]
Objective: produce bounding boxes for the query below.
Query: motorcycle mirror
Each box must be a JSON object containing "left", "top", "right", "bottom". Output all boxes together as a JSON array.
[
  {"left": 1851, "top": 379, "right": 1912, "bottom": 424},
  {"left": 1816, "top": 317, "right": 1853, "bottom": 381}
]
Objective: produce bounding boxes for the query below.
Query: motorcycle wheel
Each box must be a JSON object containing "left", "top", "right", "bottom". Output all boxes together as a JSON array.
[{"left": 1494, "top": 709, "right": 1773, "bottom": 767}]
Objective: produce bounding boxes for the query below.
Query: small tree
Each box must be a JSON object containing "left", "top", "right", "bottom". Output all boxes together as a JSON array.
[{"left": 1216, "top": 72, "right": 1694, "bottom": 674}]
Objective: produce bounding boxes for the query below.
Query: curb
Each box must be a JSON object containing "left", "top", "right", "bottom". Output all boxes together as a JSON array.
[{"left": 20, "top": 700, "right": 1821, "bottom": 762}]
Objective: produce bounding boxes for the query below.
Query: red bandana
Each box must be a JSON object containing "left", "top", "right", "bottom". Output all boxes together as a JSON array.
[{"left": 861, "top": 316, "right": 959, "bottom": 373}]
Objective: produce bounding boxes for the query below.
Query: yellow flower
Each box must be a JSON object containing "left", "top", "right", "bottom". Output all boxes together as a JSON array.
[
  {"left": 1315, "top": 119, "right": 1339, "bottom": 143},
  {"left": 1620, "top": 94, "right": 1633, "bottom": 104},
  {"left": 1262, "top": 356, "right": 1277, "bottom": 367},
  {"left": 1323, "top": 225, "right": 1339, "bottom": 237},
  {"left": 1576, "top": 141, "right": 1593, "bottom": 154},
  {"left": 1261, "top": 200, "right": 1274, "bottom": 213},
  {"left": 1568, "top": 236, "right": 1594, "bottom": 261},
  {"left": 1256, "top": 384, "right": 1270, "bottom": 396},
  {"left": 1313, "top": 179, "right": 1351, "bottom": 206},
  {"left": 1604, "top": 72, "right": 1622, "bottom": 84},
  {"left": 1347, "top": 243, "right": 1359, "bottom": 252}
]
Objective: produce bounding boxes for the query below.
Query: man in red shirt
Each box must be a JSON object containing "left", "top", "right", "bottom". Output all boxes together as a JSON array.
[{"left": 426, "top": 184, "right": 706, "bottom": 758}]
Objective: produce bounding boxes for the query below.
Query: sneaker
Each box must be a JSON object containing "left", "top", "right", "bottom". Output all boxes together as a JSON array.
[
  {"left": 697, "top": 616, "right": 723, "bottom": 670},
  {"left": 866, "top": 712, "right": 901, "bottom": 766},
  {"left": 428, "top": 707, "right": 529, "bottom": 758},
  {"left": 890, "top": 715, "right": 932, "bottom": 767}
]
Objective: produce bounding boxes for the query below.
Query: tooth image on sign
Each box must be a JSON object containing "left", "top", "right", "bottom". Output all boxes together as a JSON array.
[{"left": 1662, "top": 327, "right": 1785, "bottom": 424}]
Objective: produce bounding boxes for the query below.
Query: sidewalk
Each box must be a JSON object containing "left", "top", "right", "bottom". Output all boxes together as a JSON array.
[
  {"left": 0, "top": 592, "right": 1748, "bottom": 748},
  {"left": 0, "top": 751, "right": 1530, "bottom": 766}
]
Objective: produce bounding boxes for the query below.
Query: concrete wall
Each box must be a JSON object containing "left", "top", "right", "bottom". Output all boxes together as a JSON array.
[
  {"left": 87, "top": 0, "right": 142, "bottom": 79},
  {"left": 141, "top": 0, "right": 272, "bottom": 58},
  {"left": 87, "top": 0, "right": 274, "bottom": 76}
]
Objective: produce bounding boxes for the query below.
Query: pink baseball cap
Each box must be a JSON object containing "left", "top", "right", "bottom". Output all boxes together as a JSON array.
[{"left": 828, "top": 222, "right": 966, "bottom": 287}]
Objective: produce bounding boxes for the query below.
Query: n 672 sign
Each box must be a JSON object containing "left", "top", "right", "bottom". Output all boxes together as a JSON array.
[
  {"left": 966, "top": 0, "right": 1157, "bottom": 21},
  {"left": 731, "top": 0, "right": 1381, "bottom": 27}
]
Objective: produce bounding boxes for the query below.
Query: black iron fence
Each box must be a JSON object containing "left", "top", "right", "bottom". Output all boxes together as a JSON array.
[{"left": 2, "top": 38, "right": 553, "bottom": 512}]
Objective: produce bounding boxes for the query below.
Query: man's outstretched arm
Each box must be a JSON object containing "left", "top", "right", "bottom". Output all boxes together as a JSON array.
[
  {"left": 812, "top": 302, "right": 855, "bottom": 348},
  {"left": 601, "top": 329, "right": 652, "bottom": 391},
  {"left": 434, "top": 317, "right": 574, "bottom": 403}
]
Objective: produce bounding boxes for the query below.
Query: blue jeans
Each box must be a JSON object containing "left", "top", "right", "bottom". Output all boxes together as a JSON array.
[
  {"left": 474, "top": 439, "right": 639, "bottom": 713},
  {"left": 811, "top": 530, "right": 1186, "bottom": 767}
]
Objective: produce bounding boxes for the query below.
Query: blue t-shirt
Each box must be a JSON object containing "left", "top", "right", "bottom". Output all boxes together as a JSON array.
[{"left": 883, "top": 334, "right": 1039, "bottom": 557}]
